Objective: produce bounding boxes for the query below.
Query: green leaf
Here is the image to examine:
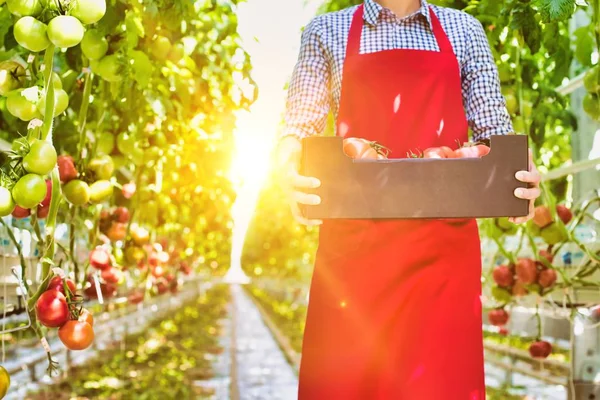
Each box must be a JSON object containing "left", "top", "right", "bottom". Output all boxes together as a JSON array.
[
  {"left": 0, "top": 7, "right": 12, "bottom": 47},
  {"left": 41, "top": 257, "right": 55, "bottom": 266},
  {"left": 573, "top": 26, "right": 594, "bottom": 67},
  {"left": 130, "top": 50, "right": 153, "bottom": 88},
  {"left": 535, "top": 0, "right": 576, "bottom": 22},
  {"left": 510, "top": 5, "right": 542, "bottom": 54},
  {"left": 125, "top": 11, "right": 145, "bottom": 38}
]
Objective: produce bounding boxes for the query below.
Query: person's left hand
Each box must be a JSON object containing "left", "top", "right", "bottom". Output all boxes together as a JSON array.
[{"left": 509, "top": 149, "right": 542, "bottom": 224}]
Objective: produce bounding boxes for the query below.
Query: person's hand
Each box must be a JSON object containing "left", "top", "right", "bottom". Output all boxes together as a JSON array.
[
  {"left": 509, "top": 149, "right": 542, "bottom": 224},
  {"left": 276, "top": 136, "right": 323, "bottom": 226}
]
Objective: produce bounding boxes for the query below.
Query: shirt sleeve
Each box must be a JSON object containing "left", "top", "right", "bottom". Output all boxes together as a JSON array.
[
  {"left": 461, "top": 15, "right": 513, "bottom": 143},
  {"left": 281, "top": 16, "right": 331, "bottom": 140}
]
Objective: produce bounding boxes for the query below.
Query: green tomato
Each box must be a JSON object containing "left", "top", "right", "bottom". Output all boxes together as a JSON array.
[
  {"left": 13, "top": 16, "right": 50, "bottom": 52},
  {"left": 12, "top": 174, "right": 46, "bottom": 209},
  {"left": 491, "top": 286, "right": 513, "bottom": 304},
  {"left": 116, "top": 132, "right": 135, "bottom": 154},
  {"left": 88, "top": 154, "right": 114, "bottom": 180},
  {"left": 0, "top": 61, "right": 26, "bottom": 96},
  {"left": 69, "top": 0, "right": 106, "bottom": 25},
  {"left": 7, "top": 0, "right": 42, "bottom": 16},
  {"left": 522, "top": 101, "right": 533, "bottom": 119},
  {"left": 94, "top": 55, "right": 123, "bottom": 82},
  {"left": 89, "top": 180, "right": 113, "bottom": 203},
  {"left": 23, "top": 139, "right": 57, "bottom": 175},
  {"left": 47, "top": 16, "right": 84, "bottom": 48},
  {"left": 63, "top": 179, "right": 90, "bottom": 205},
  {"left": 143, "top": 146, "right": 161, "bottom": 164},
  {"left": 80, "top": 29, "right": 108, "bottom": 60},
  {"left": 168, "top": 43, "right": 185, "bottom": 63},
  {"left": 584, "top": 65, "right": 600, "bottom": 94},
  {"left": 583, "top": 93, "right": 600, "bottom": 121},
  {"left": 130, "top": 144, "right": 145, "bottom": 166},
  {"left": 51, "top": 72, "right": 63, "bottom": 90},
  {"left": 111, "top": 154, "right": 128, "bottom": 169},
  {"left": 6, "top": 89, "right": 41, "bottom": 121},
  {"left": 37, "top": 88, "right": 69, "bottom": 117},
  {"left": 96, "top": 132, "right": 115, "bottom": 154},
  {"left": 151, "top": 36, "right": 171, "bottom": 61},
  {"left": 0, "top": 186, "right": 16, "bottom": 217},
  {"left": 504, "top": 93, "right": 517, "bottom": 115}
]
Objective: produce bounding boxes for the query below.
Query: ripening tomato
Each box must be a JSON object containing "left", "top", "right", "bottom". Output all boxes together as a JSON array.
[
  {"left": 63, "top": 179, "right": 90, "bottom": 206},
  {"left": 70, "top": 0, "right": 106, "bottom": 24},
  {"left": 47, "top": 16, "right": 84, "bottom": 48},
  {"left": 343, "top": 138, "right": 382, "bottom": 159},
  {"left": 89, "top": 246, "right": 111, "bottom": 270},
  {"left": 0, "top": 187, "right": 16, "bottom": 217},
  {"left": 106, "top": 222, "right": 126, "bottom": 242},
  {"left": 6, "top": 88, "right": 41, "bottom": 121},
  {"left": 39, "top": 179, "right": 52, "bottom": 208},
  {"left": 80, "top": 29, "right": 108, "bottom": 60},
  {"left": 11, "top": 205, "right": 30, "bottom": 219},
  {"left": 0, "top": 364, "right": 9, "bottom": 399},
  {"left": 12, "top": 174, "right": 47, "bottom": 209},
  {"left": 101, "top": 267, "right": 122, "bottom": 284},
  {"left": 23, "top": 139, "right": 57, "bottom": 175},
  {"left": 37, "top": 88, "right": 69, "bottom": 117},
  {"left": 79, "top": 309, "right": 94, "bottom": 326},
  {"left": 57, "top": 155, "right": 78, "bottom": 183},
  {"left": 13, "top": 16, "right": 50, "bottom": 52},
  {"left": 0, "top": 61, "right": 26, "bottom": 96},
  {"left": 89, "top": 180, "right": 113, "bottom": 203},
  {"left": 35, "top": 290, "right": 69, "bottom": 328},
  {"left": 88, "top": 155, "right": 114, "bottom": 180},
  {"left": 58, "top": 320, "right": 94, "bottom": 350},
  {"left": 131, "top": 226, "right": 150, "bottom": 245},
  {"left": 7, "top": 0, "right": 42, "bottom": 16},
  {"left": 47, "top": 276, "right": 76, "bottom": 295}
]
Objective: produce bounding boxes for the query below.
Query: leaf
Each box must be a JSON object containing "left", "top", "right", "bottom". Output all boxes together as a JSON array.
[
  {"left": 130, "top": 50, "right": 153, "bottom": 88},
  {"left": 510, "top": 5, "right": 542, "bottom": 54},
  {"left": 573, "top": 26, "right": 594, "bottom": 66},
  {"left": 0, "top": 7, "right": 12, "bottom": 46},
  {"left": 535, "top": 0, "right": 576, "bottom": 22},
  {"left": 41, "top": 257, "right": 55, "bottom": 266}
]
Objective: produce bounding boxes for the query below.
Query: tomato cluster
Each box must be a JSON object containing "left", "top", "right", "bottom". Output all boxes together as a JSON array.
[
  {"left": 529, "top": 204, "right": 573, "bottom": 245},
  {"left": 58, "top": 153, "right": 114, "bottom": 206},
  {"left": 341, "top": 138, "right": 491, "bottom": 160},
  {"left": 35, "top": 275, "right": 95, "bottom": 351}
]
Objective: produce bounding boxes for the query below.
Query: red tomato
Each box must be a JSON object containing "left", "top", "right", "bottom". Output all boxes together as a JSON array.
[
  {"left": 11, "top": 205, "right": 30, "bottom": 219},
  {"left": 39, "top": 179, "right": 52, "bottom": 208},
  {"left": 156, "top": 280, "right": 168, "bottom": 294},
  {"left": 47, "top": 276, "right": 76, "bottom": 296},
  {"left": 343, "top": 138, "right": 386, "bottom": 159},
  {"left": 35, "top": 290, "right": 69, "bottom": 328},
  {"left": 101, "top": 267, "right": 122, "bottom": 284},
  {"left": 36, "top": 205, "right": 49, "bottom": 219},
  {"left": 89, "top": 246, "right": 111, "bottom": 270},
  {"left": 57, "top": 155, "right": 78, "bottom": 183},
  {"left": 106, "top": 222, "right": 127, "bottom": 242},
  {"left": 423, "top": 148, "right": 446, "bottom": 159},
  {"left": 113, "top": 207, "right": 130, "bottom": 223},
  {"left": 58, "top": 320, "right": 94, "bottom": 350},
  {"left": 128, "top": 290, "right": 145, "bottom": 304}
]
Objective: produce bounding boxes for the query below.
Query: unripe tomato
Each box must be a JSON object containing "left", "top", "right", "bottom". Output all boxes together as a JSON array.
[
  {"left": 13, "top": 16, "right": 50, "bottom": 52},
  {"left": 93, "top": 55, "right": 123, "bottom": 82},
  {"left": 80, "top": 29, "right": 108, "bottom": 60},
  {"left": 12, "top": 174, "right": 46, "bottom": 209},
  {"left": 7, "top": 0, "right": 42, "bottom": 16},
  {"left": 69, "top": 0, "right": 106, "bottom": 25},
  {"left": 23, "top": 139, "right": 57, "bottom": 175},
  {"left": 47, "top": 16, "right": 84, "bottom": 48},
  {"left": 0, "top": 61, "right": 26, "bottom": 96},
  {"left": 6, "top": 89, "right": 41, "bottom": 121},
  {"left": 0, "top": 187, "right": 16, "bottom": 217},
  {"left": 89, "top": 180, "right": 113, "bottom": 203},
  {"left": 88, "top": 155, "right": 114, "bottom": 180},
  {"left": 37, "top": 89, "right": 69, "bottom": 117},
  {"left": 63, "top": 179, "right": 90, "bottom": 205},
  {"left": 151, "top": 36, "right": 171, "bottom": 61},
  {"left": 0, "top": 365, "right": 9, "bottom": 399}
]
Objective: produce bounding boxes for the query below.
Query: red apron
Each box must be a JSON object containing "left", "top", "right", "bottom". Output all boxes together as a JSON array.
[{"left": 298, "top": 5, "right": 485, "bottom": 400}]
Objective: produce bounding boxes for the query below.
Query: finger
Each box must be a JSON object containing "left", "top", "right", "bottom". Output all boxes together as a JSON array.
[
  {"left": 291, "top": 190, "right": 321, "bottom": 206},
  {"left": 515, "top": 170, "right": 541, "bottom": 185},
  {"left": 291, "top": 202, "right": 322, "bottom": 226},
  {"left": 290, "top": 170, "right": 321, "bottom": 189},
  {"left": 514, "top": 187, "right": 541, "bottom": 200}
]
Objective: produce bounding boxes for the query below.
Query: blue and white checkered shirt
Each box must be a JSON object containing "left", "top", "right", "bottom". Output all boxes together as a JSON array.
[{"left": 283, "top": 0, "right": 513, "bottom": 143}]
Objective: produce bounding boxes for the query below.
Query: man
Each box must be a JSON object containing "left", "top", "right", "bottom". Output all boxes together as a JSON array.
[{"left": 277, "top": 0, "right": 541, "bottom": 398}]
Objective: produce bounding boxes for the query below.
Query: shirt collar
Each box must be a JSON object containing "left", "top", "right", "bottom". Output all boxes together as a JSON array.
[{"left": 363, "top": 0, "right": 433, "bottom": 29}]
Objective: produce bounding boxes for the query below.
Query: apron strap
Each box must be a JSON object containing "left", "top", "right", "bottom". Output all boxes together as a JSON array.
[{"left": 346, "top": 4, "right": 454, "bottom": 56}]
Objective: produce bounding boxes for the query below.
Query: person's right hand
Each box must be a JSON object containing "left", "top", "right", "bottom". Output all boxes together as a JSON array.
[{"left": 275, "top": 136, "right": 323, "bottom": 226}]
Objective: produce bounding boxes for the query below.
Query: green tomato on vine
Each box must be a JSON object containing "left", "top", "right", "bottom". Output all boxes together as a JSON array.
[
  {"left": 47, "top": 16, "right": 85, "bottom": 48},
  {"left": 6, "top": 0, "right": 42, "bottom": 17},
  {"left": 69, "top": 0, "right": 106, "bottom": 25},
  {"left": 37, "top": 89, "right": 70, "bottom": 117},
  {"left": 12, "top": 174, "right": 46, "bottom": 209},
  {"left": 0, "top": 187, "right": 16, "bottom": 217},
  {"left": 6, "top": 88, "right": 41, "bottom": 121},
  {"left": 0, "top": 61, "right": 26, "bottom": 96},
  {"left": 13, "top": 16, "right": 50, "bottom": 52},
  {"left": 81, "top": 29, "right": 108, "bottom": 60}
]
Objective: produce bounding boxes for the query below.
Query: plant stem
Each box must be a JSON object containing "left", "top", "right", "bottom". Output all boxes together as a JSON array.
[
  {"left": 0, "top": 219, "right": 30, "bottom": 294},
  {"left": 77, "top": 69, "right": 94, "bottom": 162},
  {"left": 69, "top": 206, "right": 79, "bottom": 284},
  {"left": 40, "top": 45, "right": 56, "bottom": 142}
]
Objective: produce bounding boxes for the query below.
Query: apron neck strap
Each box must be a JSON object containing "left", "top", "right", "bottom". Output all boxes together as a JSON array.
[{"left": 346, "top": 4, "right": 453, "bottom": 56}]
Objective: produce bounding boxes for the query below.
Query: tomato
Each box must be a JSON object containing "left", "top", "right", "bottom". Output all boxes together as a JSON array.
[
  {"left": 79, "top": 309, "right": 94, "bottom": 326},
  {"left": 23, "top": 139, "right": 57, "bottom": 175},
  {"left": 47, "top": 276, "right": 76, "bottom": 296},
  {"left": 106, "top": 222, "right": 126, "bottom": 242},
  {"left": 39, "top": 179, "right": 52, "bottom": 208},
  {"left": 125, "top": 246, "right": 145, "bottom": 264},
  {"left": 116, "top": 132, "right": 135, "bottom": 154},
  {"left": 0, "top": 187, "right": 15, "bottom": 217},
  {"left": 12, "top": 174, "right": 46, "bottom": 209},
  {"left": 512, "top": 116, "right": 525, "bottom": 134},
  {"left": 583, "top": 93, "right": 600, "bottom": 121},
  {"left": 113, "top": 207, "right": 130, "bottom": 223},
  {"left": 89, "top": 246, "right": 111, "bottom": 270},
  {"left": 151, "top": 36, "right": 172, "bottom": 61},
  {"left": 63, "top": 179, "right": 90, "bottom": 205},
  {"left": 168, "top": 43, "right": 185, "bottom": 63},
  {"left": 128, "top": 290, "right": 145, "bottom": 304},
  {"left": 58, "top": 320, "right": 94, "bottom": 350},
  {"left": 584, "top": 65, "right": 600, "bottom": 94},
  {"left": 88, "top": 155, "right": 114, "bottom": 180},
  {"left": 7, "top": 0, "right": 42, "bottom": 16},
  {"left": 93, "top": 55, "right": 123, "bottom": 82},
  {"left": 36, "top": 204, "right": 49, "bottom": 219},
  {"left": 6, "top": 89, "right": 41, "bottom": 121},
  {"left": 454, "top": 144, "right": 490, "bottom": 158},
  {"left": 69, "top": 0, "right": 106, "bottom": 25},
  {"left": 0, "top": 61, "right": 26, "bottom": 96},
  {"left": 47, "top": 16, "right": 84, "bottom": 49},
  {"left": 13, "top": 16, "right": 50, "bottom": 52},
  {"left": 96, "top": 132, "right": 114, "bottom": 155},
  {"left": 57, "top": 155, "right": 78, "bottom": 182},
  {"left": 89, "top": 180, "right": 113, "bottom": 203},
  {"left": 51, "top": 72, "right": 63, "bottom": 90},
  {"left": 80, "top": 29, "right": 108, "bottom": 60},
  {"left": 130, "top": 144, "right": 145, "bottom": 166},
  {"left": 342, "top": 138, "right": 385, "bottom": 159},
  {"left": 504, "top": 93, "right": 517, "bottom": 115},
  {"left": 101, "top": 267, "right": 122, "bottom": 284},
  {"left": 131, "top": 226, "right": 150, "bottom": 245},
  {"left": 11, "top": 205, "right": 30, "bottom": 219},
  {"left": 0, "top": 365, "right": 9, "bottom": 399},
  {"left": 422, "top": 148, "right": 445, "bottom": 158},
  {"left": 156, "top": 280, "right": 169, "bottom": 294},
  {"left": 35, "top": 290, "right": 69, "bottom": 328},
  {"left": 37, "top": 88, "right": 69, "bottom": 117},
  {"left": 122, "top": 182, "right": 136, "bottom": 199}
]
